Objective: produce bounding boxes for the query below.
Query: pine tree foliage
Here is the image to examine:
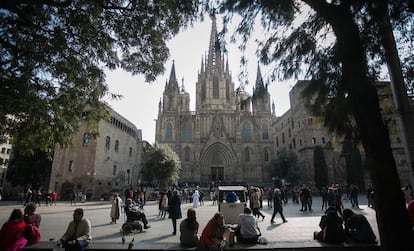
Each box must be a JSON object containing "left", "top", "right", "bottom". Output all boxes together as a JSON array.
[{"left": 0, "top": 0, "right": 201, "bottom": 155}]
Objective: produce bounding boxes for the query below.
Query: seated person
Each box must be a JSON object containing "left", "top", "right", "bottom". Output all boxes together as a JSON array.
[
  {"left": 314, "top": 206, "right": 345, "bottom": 244},
  {"left": 24, "top": 203, "right": 41, "bottom": 227},
  {"left": 234, "top": 207, "right": 261, "bottom": 244},
  {"left": 199, "top": 213, "right": 226, "bottom": 251},
  {"left": 180, "top": 208, "right": 199, "bottom": 247},
  {"left": 124, "top": 198, "right": 150, "bottom": 229},
  {"left": 342, "top": 208, "right": 376, "bottom": 243},
  {"left": 0, "top": 209, "right": 27, "bottom": 251},
  {"left": 59, "top": 208, "right": 91, "bottom": 251},
  {"left": 225, "top": 191, "right": 238, "bottom": 203}
]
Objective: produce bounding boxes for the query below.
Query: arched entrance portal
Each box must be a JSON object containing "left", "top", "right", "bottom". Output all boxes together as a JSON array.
[{"left": 199, "top": 142, "right": 237, "bottom": 183}]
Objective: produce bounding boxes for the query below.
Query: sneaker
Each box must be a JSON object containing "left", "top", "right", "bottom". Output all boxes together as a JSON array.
[{"left": 144, "top": 225, "right": 151, "bottom": 229}]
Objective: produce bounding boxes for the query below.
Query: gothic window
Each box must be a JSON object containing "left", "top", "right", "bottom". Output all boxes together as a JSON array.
[
  {"left": 276, "top": 136, "right": 279, "bottom": 147},
  {"left": 82, "top": 132, "right": 89, "bottom": 146},
  {"left": 201, "top": 80, "right": 206, "bottom": 101},
  {"left": 288, "top": 128, "right": 291, "bottom": 137},
  {"left": 226, "top": 79, "right": 230, "bottom": 100},
  {"left": 115, "top": 140, "right": 119, "bottom": 152},
  {"left": 105, "top": 136, "right": 111, "bottom": 150},
  {"left": 112, "top": 165, "right": 117, "bottom": 176},
  {"left": 262, "top": 124, "right": 269, "bottom": 140},
  {"left": 241, "top": 121, "right": 252, "bottom": 142},
  {"left": 322, "top": 137, "right": 325, "bottom": 144},
  {"left": 312, "top": 137, "right": 316, "bottom": 144},
  {"left": 129, "top": 147, "right": 133, "bottom": 157},
  {"left": 244, "top": 147, "right": 250, "bottom": 162},
  {"left": 168, "top": 96, "right": 173, "bottom": 110},
  {"left": 264, "top": 148, "right": 269, "bottom": 162},
  {"left": 184, "top": 147, "right": 190, "bottom": 161},
  {"left": 181, "top": 120, "right": 192, "bottom": 141},
  {"left": 213, "top": 76, "right": 219, "bottom": 98},
  {"left": 165, "top": 122, "right": 173, "bottom": 141},
  {"left": 282, "top": 133, "right": 285, "bottom": 143},
  {"left": 293, "top": 138, "right": 296, "bottom": 149},
  {"left": 68, "top": 160, "right": 73, "bottom": 173}
]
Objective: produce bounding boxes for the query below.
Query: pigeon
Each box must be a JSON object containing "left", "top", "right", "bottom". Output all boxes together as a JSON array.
[{"left": 128, "top": 237, "right": 134, "bottom": 250}]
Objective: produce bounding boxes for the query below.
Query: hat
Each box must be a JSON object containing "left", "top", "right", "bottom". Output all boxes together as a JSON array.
[{"left": 126, "top": 198, "right": 133, "bottom": 204}]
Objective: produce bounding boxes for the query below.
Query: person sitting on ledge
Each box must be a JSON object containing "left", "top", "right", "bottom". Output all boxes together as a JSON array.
[
  {"left": 234, "top": 207, "right": 261, "bottom": 244},
  {"left": 124, "top": 198, "right": 150, "bottom": 229},
  {"left": 314, "top": 206, "right": 345, "bottom": 244},
  {"left": 342, "top": 208, "right": 376, "bottom": 244}
]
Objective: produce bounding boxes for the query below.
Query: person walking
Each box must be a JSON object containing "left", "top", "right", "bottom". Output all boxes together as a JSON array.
[
  {"left": 270, "top": 188, "right": 288, "bottom": 224},
  {"left": 110, "top": 193, "right": 122, "bottom": 224},
  {"left": 160, "top": 192, "right": 169, "bottom": 219},
  {"left": 192, "top": 189, "right": 200, "bottom": 208},
  {"left": 168, "top": 190, "right": 182, "bottom": 235},
  {"left": 251, "top": 187, "right": 265, "bottom": 220}
]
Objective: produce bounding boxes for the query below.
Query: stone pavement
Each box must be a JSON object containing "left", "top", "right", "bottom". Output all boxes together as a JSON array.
[{"left": 0, "top": 195, "right": 379, "bottom": 249}]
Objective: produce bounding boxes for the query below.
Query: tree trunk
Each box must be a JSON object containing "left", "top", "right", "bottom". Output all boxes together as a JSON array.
[
  {"left": 332, "top": 9, "right": 413, "bottom": 251},
  {"left": 371, "top": 0, "right": 414, "bottom": 190},
  {"left": 304, "top": 1, "right": 414, "bottom": 250}
]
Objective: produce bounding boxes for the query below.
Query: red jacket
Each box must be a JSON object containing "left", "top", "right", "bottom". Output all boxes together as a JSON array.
[{"left": 0, "top": 220, "right": 26, "bottom": 250}]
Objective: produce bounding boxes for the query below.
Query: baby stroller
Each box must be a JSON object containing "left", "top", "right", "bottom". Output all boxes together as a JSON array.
[{"left": 121, "top": 204, "right": 143, "bottom": 234}]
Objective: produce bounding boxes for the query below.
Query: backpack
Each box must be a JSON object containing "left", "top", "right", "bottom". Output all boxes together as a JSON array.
[{"left": 24, "top": 224, "right": 42, "bottom": 245}]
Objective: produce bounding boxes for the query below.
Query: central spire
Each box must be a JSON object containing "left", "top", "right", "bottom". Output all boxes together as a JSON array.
[{"left": 207, "top": 14, "right": 222, "bottom": 72}]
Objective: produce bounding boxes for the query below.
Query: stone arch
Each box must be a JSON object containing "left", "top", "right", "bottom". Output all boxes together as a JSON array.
[{"left": 199, "top": 142, "right": 237, "bottom": 182}]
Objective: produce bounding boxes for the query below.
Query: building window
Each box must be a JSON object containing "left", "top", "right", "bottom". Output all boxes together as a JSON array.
[
  {"left": 0, "top": 158, "right": 3, "bottom": 165},
  {"left": 165, "top": 122, "right": 173, "bottom": 141},
  {"left": 308, "top": 117, "right": 313, "bottom": 126},
  {"left": 6, "top": 149, "right": 11, "bottom": 154},
  {"left": 300, "top": 139, "right": 302, "bottom": 146},
  {"left": 184, "top": 147, "right": 190, "bottom": 161},
  {"left": 241, "top": 121, "right": 252, "bottom": 142},
  {"left": 213, "top": 76, "right": 219, "bottom": 98},
  {"left": 288, "top": 128, "right": 291, "bottom": 137},
  {"left": 181, "top": 120, "right": 192, "bottom": 141},
  {"left": 112, "top": 165, "right": 117, "bottom": 176},
  {"left": 312, "top": 137, "right": 316, "bottom": 144},
  {"left": 264, "top": 149, "right": 269, "bottom": 162},
  {"left": 262, "top": 124, "right": 269, "bottom": 140},
  {"left": 293, "top": 138, "right": 296, "bottom": 149},
  {"left": 276, "top": 136, "right": 279, "bottom": 147},
  {"left": 82, "top": 132, "right": 89, "bottom": 146},
  {"left": 1, "top": 148, "right": 5, "bottom": 153},
  {"left": 282, "top": 133, "right": 285, "bottom": 144},
  {"left": 68, "top": 160, "right": 74, "bottom": 173},
  {"left": 244, "top": 147, "right": 250, "bottom": 162},
  {"left": 322, "top": 137, "right": 325, "bottom": 144},
  {"left": 129, "top": 147, "right": 133, "bottom": 157},
  {"left": 105, "top": 136, "right": 111, "bottom": 150},
  {"left": 115, "top": 140, "right": 119, "bottom": 152}
]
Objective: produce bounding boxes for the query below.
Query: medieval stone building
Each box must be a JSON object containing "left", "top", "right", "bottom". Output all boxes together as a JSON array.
[
  {"left": 49, "top": 106, "right": 142, "bottom": 199},
  {"left": 155, "top": 17, "right": 413, "bottom": 188},
  {"left": 155, "top": 17, "right": 275, "bottom": 185}
]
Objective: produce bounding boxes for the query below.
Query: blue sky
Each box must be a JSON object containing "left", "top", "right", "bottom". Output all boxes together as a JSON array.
[{"left": 105, "top": 17, "right": 294, "bottom": 143}]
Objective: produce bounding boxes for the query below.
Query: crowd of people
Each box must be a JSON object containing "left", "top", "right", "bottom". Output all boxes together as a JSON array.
[{"left": 2, "top": 182, "right": 414, "bottom": 251}]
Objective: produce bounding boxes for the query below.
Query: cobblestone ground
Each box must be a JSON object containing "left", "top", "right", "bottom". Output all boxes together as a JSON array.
[{"left": 0, "top": 195, "right": 378, "bottom": 249}]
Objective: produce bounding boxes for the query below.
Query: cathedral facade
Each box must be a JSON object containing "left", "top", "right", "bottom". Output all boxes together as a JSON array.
[{"left": 155, "top": 17, "right": 275, "bottom": 185}]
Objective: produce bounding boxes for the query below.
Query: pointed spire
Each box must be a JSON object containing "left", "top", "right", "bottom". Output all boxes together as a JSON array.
[
  {"left": 168, "top": 60, "right": 178, "bottom": 87},
  {"left": 207, "top": 15, "right": 221, "bottom": 70},
  {"left": 201, "top": 55, "right": 204, "bottom": 73},
  {"left": 272, "top": 100, "right": 276, "bottom": 116},
  {"left": 255, "top": 64, "right": 264, "bottom": 88}
]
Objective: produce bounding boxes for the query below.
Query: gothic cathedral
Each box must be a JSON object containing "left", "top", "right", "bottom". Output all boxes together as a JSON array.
[{"left": 155, "top": 17, "right": 275, "bottom": 185}]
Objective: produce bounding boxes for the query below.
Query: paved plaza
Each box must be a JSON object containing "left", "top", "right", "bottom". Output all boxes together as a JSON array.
[{"left": 0, "top": 195, "right": 379, "bottom": 249}]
